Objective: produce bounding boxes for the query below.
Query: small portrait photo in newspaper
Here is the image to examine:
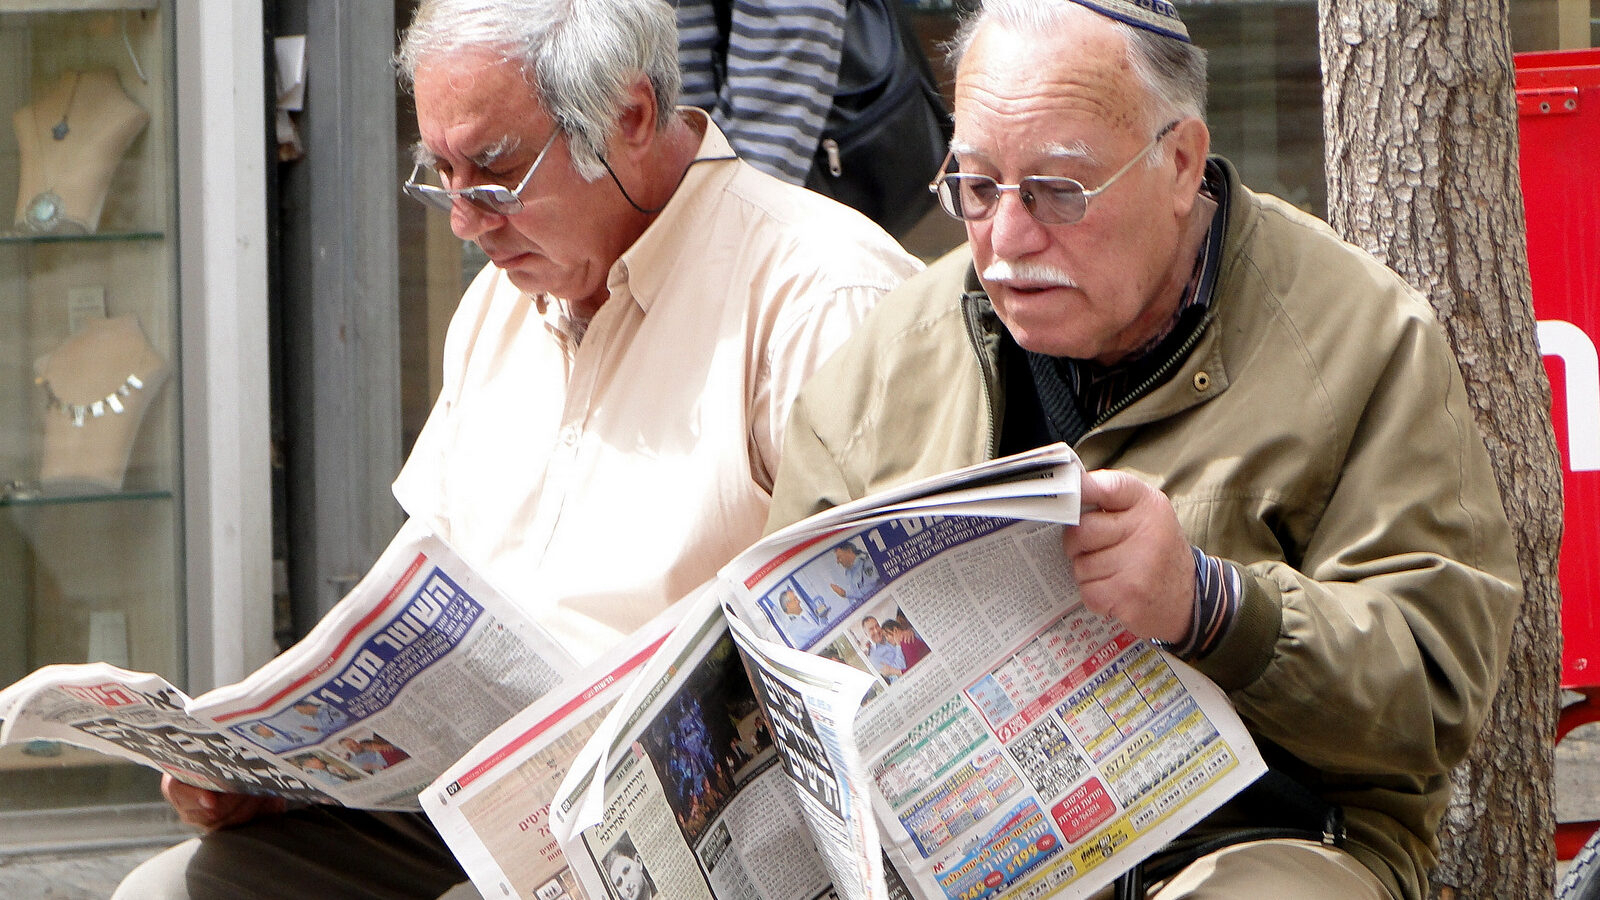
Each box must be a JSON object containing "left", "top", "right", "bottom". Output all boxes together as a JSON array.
[
  {"left": 600, "top": 832, "right": 655, "bottom": 900},
  {"left": 268, "top": 696, "right": 349, "bottom": 742},
  {"left": 285, "top": 749, "right": 364, "bottom": 787},
  {"left": 757, "top": 579, "right": 831, "bottom": 650},
  {"left": 847, "top": 604, "right": 934, "bottom": 686},
  {"left": 336, "top": 731, "right": 412, "bottom": 775},
  {"left": 233, "top": 719, "right": 301, "bottom": 754}
]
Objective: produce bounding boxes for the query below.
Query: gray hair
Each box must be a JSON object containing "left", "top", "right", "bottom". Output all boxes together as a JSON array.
[
  {"left": 396, "top": 0, "right": 682, "bottom": 181},
  {"left": 947, "top": 0, "right": 1208, "bottom": 138}
]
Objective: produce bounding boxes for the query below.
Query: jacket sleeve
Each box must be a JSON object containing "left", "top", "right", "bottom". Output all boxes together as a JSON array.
[
  {"left": 1193, "top": 312, "right": 1523, "bottom": 777},
  {"left": 764, "top": 381, "right": 858, "bottom": 534}
]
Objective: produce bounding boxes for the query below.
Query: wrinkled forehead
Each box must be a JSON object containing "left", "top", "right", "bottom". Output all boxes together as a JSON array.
[
  {"left": 953, "top": 16, "right": 1149, "bottom": 154},
  {"left": 412, "top": 49, "right": 545, "bottom": 161}
]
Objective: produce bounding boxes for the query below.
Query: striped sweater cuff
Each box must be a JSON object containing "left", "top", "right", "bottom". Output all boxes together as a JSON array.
[{"left": 1159, "top": 545, "right": 1242, "bottom": 661}]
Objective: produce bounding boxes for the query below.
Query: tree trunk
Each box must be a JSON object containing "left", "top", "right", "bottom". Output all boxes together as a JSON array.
[{"left": 1317, "top": 1, "right": 1565, "bottom": 897}]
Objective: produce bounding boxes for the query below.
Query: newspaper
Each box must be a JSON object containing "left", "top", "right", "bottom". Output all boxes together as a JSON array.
[
  {"left": 716, "top": 446, "right": 1266, "bottom": 899},
  {"left": 0, "top": 518, "right": 578, "bottom": 811},
  {"left": 539, "top": 586, "right": 873, "bottom": 900},
  {"left": 430, "top": 444, "right": 1263, "bottom": 900}
]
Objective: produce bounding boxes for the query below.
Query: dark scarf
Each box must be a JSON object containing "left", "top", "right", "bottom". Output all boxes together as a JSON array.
[{"left": 1002, "top": 160, "right": 1228, "bottom": 452}]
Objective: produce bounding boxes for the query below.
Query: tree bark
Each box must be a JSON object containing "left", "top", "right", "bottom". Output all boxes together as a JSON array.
[{"left": 1317, "top": 1, "right": 1564, "bottom": 897}]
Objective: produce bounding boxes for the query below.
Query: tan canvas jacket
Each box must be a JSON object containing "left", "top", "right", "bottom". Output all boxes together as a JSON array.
[{"left": 766, "top": 160, "right": 1523, "bottom": 900}]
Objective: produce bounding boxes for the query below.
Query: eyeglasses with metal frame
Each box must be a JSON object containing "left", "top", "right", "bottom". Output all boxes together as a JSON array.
[
  {"left": 403, "top": 128, "right": 562, "bottom": 216},
  {"left": 928, "top": 120, "right": 1181, "bottom": 226}
]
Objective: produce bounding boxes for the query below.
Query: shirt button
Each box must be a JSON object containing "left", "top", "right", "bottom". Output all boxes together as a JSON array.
[
  {"left": 1193, "top": 371, "right": 1212, "bottom": 392},
  {"left": 560, "top": 426, "right": 578, "bottom": 446}
]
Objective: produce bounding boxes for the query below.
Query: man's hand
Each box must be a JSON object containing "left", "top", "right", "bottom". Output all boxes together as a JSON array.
[
  {"left": 162, "top": 774, "right": 286, "bottom": 831},
  {"left": 830, "top": 583, "right": 846, "bottom": 597},
  {"left": 1061, "top": 469, "right": 1195, "bottom": 643}
]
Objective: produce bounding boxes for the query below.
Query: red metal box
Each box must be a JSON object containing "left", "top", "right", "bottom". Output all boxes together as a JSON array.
[
  {"left": 1517, "top": 48, "right": 1600, "bottom": 690},
  {"left": 1515, "top": 47, "right": 1600, "bottom": 859}
]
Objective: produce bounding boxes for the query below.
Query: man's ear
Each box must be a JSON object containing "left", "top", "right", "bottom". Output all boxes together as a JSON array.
[
  {"left": 611, "top": 77, "right": 660, "bottom": 162},
  {"left": 1169, "top": 116, "right": 1211, "bottom": 214}
]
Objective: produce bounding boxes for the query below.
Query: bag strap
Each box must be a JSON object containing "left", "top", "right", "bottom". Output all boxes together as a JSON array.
[
  {"left": 882, "top": 0, "right": 939, "bottom": 94},
  {"left": 706, "top": 0, "right": 733, "bottom": 96},
  {"left": 878, "top": 0, "right": 953, "bottom": 144}
]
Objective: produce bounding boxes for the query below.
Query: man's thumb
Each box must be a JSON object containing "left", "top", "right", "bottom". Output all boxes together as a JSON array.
[{"left": 1080, "top": 468, "right": 1145, "bottom": 513}]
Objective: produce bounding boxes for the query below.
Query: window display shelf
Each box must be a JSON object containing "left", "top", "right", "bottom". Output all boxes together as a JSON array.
[
  {"left": 0, "top": 229, "right": 162, "bottom": 246},
  {"left": 0, "top": 0, "right": 157, "bottom": 12},
  {"left": 0, "top": 487, "right": 172, "bottom": 508}
]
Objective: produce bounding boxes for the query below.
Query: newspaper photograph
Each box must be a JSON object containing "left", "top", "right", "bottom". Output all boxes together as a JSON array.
[
  {"left": 716, "top": 444, "right": 1266, "bottom": 900},
  {"left": 421, "top": 604, "right": 685, "bottom": 900},
  {"left": 552, "top": 588, "right": 851, "bottom": 900},
  {"left": 0, "top": 518, "right": 579, "bottom": 810}
]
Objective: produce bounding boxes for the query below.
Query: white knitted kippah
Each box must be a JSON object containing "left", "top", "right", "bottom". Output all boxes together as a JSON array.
[{"left": 1067, "top": 0, "right": 1191, "bottom": 43}]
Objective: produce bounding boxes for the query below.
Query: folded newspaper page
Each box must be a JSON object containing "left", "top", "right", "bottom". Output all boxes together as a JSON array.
[
  {"left": 421, "top": 603, "right": 686, "bottom": 900},
  {"left": 548, "top": 586, "right": 872, "bottom": 900},
  {"left": 717, "top": 443, "right": 1266, "bottom": 900},
  {"left": 720, "top": 605, "right": 897, "bottom": 899},
  {"left": 0, "top": 518, "right": 578, "bottom": 811}
]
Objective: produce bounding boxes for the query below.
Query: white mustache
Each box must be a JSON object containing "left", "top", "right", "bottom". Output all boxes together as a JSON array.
[{"left": 981, "top": 259, "right": 1078, "bottom": 288}]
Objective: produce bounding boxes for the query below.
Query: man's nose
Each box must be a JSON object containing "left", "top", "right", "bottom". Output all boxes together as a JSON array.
[
  {"left": 983, "top": 190, "right": 1050, "bottom": 259},
  {"left": 449, "top": 199, "right": 504, "bottom": 241}
]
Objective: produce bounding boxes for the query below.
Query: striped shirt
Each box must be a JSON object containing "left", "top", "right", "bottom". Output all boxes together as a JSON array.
[{"left": 677, "top": 0, "right": 846, "bottom": 184}]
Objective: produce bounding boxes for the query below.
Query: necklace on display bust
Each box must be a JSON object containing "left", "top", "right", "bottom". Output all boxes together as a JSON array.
[
  {"left": 19, "top": 71, "right": 94, "bottom": 234},
  {"left": 50, "top": 70, "right": 82, "bottom": 141},
  {"left": 35, "top": 372, "right": 148, "bottom": 427},
  {"left": 24, "top": 91, "right": 72, "bottom": 233}
]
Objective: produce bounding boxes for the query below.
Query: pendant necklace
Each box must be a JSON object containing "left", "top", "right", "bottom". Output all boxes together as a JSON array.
[
  {"left": 22, "top": 73, "right": 85, "bottom": 234},
  {"left": 51, "top": 70, "right": 83, "bottom": 141},
  {"left": 36, "top": 372, "right": 148, "bottom": 428}
]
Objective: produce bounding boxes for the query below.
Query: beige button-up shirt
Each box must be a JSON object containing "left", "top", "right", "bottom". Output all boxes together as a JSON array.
[{"left": 394, "top": 116, "right": 921, "bottom": 662}]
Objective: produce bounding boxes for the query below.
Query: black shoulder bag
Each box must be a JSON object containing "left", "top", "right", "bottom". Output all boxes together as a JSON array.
[{"left": 708, "top": 0, "right": 953, "bottom": 239}]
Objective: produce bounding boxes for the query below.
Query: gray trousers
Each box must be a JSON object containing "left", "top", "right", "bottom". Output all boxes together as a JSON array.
[
  {"left": 112, "top": 807, "right": 468, "bottom": 900},
  {"left": 1095, "top": 839, "right": 1392, "bottom": 900}
]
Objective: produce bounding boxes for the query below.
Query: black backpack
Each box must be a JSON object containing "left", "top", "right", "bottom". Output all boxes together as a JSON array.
[{"left": 709, "top": 0, "right": 953, "bottom": 239}]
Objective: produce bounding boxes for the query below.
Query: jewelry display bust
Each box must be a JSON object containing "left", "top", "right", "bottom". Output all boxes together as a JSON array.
[
  {"left": 33, "top": 315, "right": 169, "bottom": 493},
  {"left": 12, "top": 69, "right": 150, "bottom": 235}
]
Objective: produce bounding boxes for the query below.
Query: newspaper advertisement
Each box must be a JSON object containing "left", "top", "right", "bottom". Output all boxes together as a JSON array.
[
  {"left": 420, "top": 604, "right": 686, "bottom": 900},
  {"left": 550, "top": 587, "right": 868, "bottom": 900},
  {"left": 0, "top": 518, "right": 578, "bottom": 811},
  {"left": 717, "top": 444, "right": 1267, "bottom": 900}
]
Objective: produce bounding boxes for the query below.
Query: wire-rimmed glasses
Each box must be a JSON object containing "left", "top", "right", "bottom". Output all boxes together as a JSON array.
[
  {"left": 929, "top": 120, "right": 1181, "bottom": 226},
  {"left": 403, "top": 128, "right": 562, "bottom": 216}
]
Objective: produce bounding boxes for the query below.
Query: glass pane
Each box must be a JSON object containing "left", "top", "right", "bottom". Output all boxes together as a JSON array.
[
  {"left": 1182, "top": 4, "right": 1325, "bottom": 218},
  {"left": 0, "top": 0, "right": 180, "bottom": 845},
  {"left": 1510, "top": 0, "right": 1600, "bottom": 51},
  {"left": 395, "top": 0, "right": 487, "bottom": 456}
]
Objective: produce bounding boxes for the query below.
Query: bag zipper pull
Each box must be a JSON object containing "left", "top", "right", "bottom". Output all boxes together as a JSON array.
[{"left": 822, "top": 138, "right": 842, "bottom": 177}]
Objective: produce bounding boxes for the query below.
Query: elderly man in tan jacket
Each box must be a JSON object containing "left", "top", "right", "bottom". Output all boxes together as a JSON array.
[{"left": 765, "top": 2, "right": 1522, "bottom": 898}]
